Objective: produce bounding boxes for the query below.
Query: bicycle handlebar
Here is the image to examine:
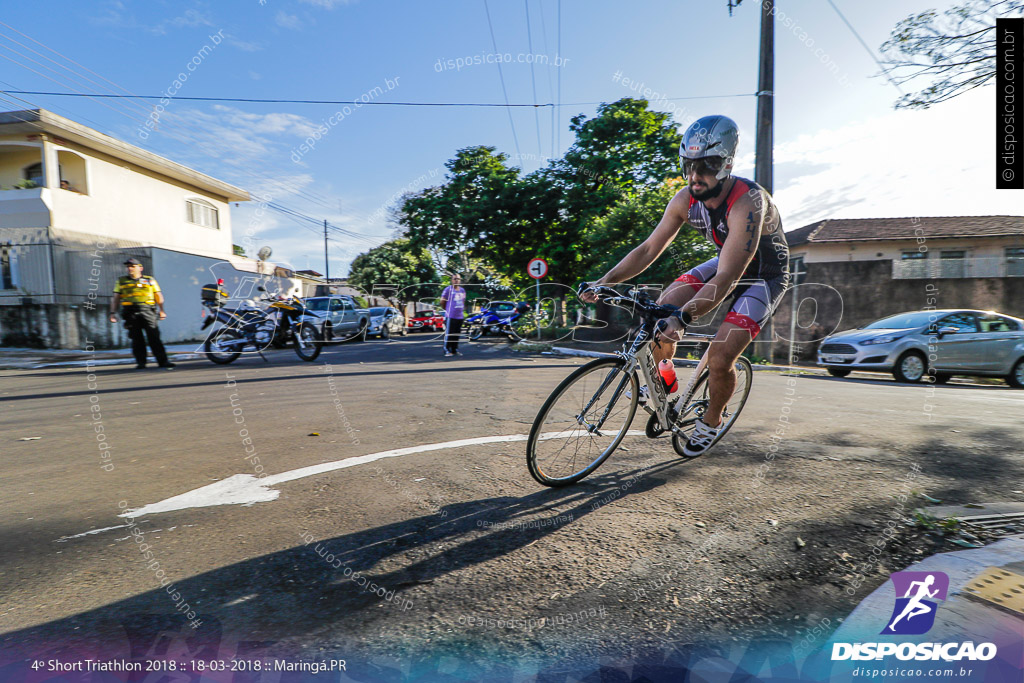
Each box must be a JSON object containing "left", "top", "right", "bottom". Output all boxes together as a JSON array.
[{"left": 580, "top": 284, "right": 679, "bottom": 320}]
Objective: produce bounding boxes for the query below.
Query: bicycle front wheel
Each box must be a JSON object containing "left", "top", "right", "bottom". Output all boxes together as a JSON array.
[
  {"left": 671, "top": 356, "right": 753, "bottom": 458},
  {"left": 527, "top": 357, "right": 639, "bottom": 487}
]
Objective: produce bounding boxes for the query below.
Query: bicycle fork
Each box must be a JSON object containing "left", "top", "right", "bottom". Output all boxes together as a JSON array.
[{"left": 575, "top": 362, "right": 636, "bottom": 435}]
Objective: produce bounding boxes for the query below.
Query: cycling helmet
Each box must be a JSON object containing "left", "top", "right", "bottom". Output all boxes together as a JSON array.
[{"left": 679, "top": 115, "right": 739, "bottom": 180}]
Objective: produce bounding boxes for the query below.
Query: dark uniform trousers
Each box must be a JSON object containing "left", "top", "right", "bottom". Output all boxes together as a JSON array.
[{"left": 122, "top": 304, "right": 169, "bottom": 367}]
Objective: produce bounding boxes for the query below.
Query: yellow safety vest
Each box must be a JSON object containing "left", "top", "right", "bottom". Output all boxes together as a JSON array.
[{"left": 114, "top": 275, "right": 161, "bottom": 305}]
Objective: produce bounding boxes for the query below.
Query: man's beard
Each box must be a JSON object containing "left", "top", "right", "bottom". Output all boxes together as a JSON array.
[{"left": 690, "top": 180, "right": 724, "bottom": 201}]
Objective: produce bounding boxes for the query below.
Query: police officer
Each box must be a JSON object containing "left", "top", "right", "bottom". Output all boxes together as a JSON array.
[{"left": 108, "top": 258, "right": 175, "bottom": 370}]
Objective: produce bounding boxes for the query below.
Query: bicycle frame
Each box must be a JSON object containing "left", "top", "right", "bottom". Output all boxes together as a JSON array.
[{"left": 614, "top": 320, "right": 717, "bottom": 436}]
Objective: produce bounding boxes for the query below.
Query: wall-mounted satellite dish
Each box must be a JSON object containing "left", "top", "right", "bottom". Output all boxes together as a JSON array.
[{"left": 257, "top": 246, "right": 272, "bottom": 261}]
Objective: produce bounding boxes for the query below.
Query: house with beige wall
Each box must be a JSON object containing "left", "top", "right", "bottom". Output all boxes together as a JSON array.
[{"left": 0, "top": 109, "right": 295, "bottom": 348}]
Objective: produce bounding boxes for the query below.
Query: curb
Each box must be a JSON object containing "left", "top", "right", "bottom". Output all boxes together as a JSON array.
[
  {"left": 0, "top": 348, "right": 204, "bottom": 370},
  {"left": 549, "top": 346, "right": 819, "bottom": 373}
]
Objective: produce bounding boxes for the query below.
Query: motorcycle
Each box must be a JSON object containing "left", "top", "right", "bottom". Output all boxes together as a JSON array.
[
  {"left": 200, "top": 281, "right": 323, "bottom": 364},
  {"left": 465, "top": 301, "right": 533, "bottom": 341}
]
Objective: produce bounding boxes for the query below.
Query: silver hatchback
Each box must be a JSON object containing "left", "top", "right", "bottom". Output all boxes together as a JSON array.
[{"left": 817, "top": 309, "right": 1024, "bottom": 387}]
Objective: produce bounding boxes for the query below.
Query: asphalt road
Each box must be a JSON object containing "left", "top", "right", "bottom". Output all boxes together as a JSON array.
[{"left": 2, "top": 334, "right": 1023, "bottom": 672}]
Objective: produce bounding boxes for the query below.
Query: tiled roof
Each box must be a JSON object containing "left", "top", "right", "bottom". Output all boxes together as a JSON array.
[{"left": 786, "top": 216, "right": 1024, "bottom": 244}]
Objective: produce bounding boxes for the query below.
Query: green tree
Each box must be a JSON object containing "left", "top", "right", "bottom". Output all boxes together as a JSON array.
[
  {"left": 399, "top": 146, "right": 521, "bottom": 276},
  {"left": 554, "top": 97, "right": 683, "bottom": 221},
  {"left": 394, "top": 98, "right": 684, "bottom": 292},
  {"left": 540, "top": 97, "right": 684, "bottom": 287},
  {"left": 881, "top": 0, "right": 1024, "bottom": 109},
  {"left": 346, "top": 238, "right": 438, "bottom": 301}
]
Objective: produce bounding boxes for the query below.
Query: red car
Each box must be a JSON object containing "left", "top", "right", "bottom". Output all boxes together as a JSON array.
[{"left": 407, "top": 311, "right": 445, "bottom": 332}]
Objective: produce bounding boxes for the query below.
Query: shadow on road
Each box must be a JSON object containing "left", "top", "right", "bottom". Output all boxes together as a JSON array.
[{"left": 0, "top": 462, "right": 678, "bottom": 657}]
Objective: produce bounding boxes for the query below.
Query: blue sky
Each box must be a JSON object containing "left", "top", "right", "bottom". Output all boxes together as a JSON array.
[{"left": 0, "top": 0, "right": 1016, "bottom": 277}]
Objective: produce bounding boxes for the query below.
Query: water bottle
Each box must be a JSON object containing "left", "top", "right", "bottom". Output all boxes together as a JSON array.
[{"left": 658, "top": 359, "right": 678, "bottom": 394}]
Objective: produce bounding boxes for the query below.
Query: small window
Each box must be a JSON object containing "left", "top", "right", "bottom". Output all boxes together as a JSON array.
[
  {"left": 186, "top": 199, "right": 219, "bottom": 229},
  {"left": 329, "top": 299, "right": 344, "bottom": 311},
  {"left": 936, "top": 312, "right": 977, "bottom": 334},
  {"left": 1007, "top": 247, "right": 1024, "bottom": 277},
  {"left": 978, "top": 314, "right": 1021, "bottom": 332}
]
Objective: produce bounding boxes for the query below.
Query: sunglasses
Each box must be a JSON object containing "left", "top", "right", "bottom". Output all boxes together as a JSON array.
[{"left": 681, "top": 157, "right": 725, "bottom": 176}]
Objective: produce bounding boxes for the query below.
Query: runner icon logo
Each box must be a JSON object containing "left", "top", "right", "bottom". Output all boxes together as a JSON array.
[{"left": 881, "top": 571, "right": 949, "bottom": 635}]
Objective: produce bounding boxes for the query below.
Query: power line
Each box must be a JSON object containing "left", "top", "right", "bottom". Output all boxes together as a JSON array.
[
  {"left": 537, "top": 0, "right": 555, "bottom": 161},
  {"left": 0, "top": 27, "right": 344, "bottom": 211},
  {"left": 0, "top": 29, "right": 383, "bottom": 265},
  {"left": 824, "top": 0, "right": 903, "bottom": 94},
  {"left": 556, "top": 0, "right": 562, "bottom": 156},
  {"left": 483, "top": 0, "right": 522, "bottom": 161},
  {"left": 3, "top": 89, "right": 756, "bottom": 107},
  {"left": 524, "top": 0, "right": 543, "bottom": 161}
]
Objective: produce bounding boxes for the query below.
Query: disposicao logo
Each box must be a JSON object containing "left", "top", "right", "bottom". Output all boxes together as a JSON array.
[
  {"left": 882, "top": 571, "right": 948, "bottom": 635},
  {"left": 831, "top": 570, "right": 997, "bottom": 662}
]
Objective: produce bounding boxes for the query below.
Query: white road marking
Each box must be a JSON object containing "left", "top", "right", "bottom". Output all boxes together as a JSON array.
[
  {"left": 116, "top": 430, "right": 648, "bottom": 520},
  {"left": 56, "top": 524, "right": 133, "bottom": 542}
]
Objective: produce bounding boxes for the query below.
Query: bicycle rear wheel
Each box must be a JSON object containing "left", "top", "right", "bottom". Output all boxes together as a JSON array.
[
  {"left": 527, "top": 357, "right": 639, "bottom": 487},
  {"left": 670, "top": 357, "right": 753, "bottom": 457}
]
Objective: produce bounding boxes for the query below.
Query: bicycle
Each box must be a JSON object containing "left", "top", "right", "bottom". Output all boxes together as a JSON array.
[{"left": 526, "top": 285, "right": 753, "bottom": 487}]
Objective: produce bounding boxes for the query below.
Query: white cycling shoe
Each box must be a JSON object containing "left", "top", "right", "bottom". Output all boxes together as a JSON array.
[
  {"left": 682, "top": 418, "right": 720, "bottom": 457},
  {"left": 625, "top": 385, "right": 650, "bottom": 405}
]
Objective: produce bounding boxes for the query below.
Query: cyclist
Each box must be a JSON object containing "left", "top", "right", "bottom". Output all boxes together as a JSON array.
[{"left": 582, "top": 115, "right": 789, "bottom": 456}]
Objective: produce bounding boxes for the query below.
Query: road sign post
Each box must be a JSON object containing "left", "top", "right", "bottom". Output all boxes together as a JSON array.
[{"left": 527, "top": 258, "right": 549, "bottom": 341}]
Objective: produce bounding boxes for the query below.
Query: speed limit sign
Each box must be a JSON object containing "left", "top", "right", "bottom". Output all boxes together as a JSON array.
[{"left": 527, "top": 258, "right": 548, "bottom": 279}]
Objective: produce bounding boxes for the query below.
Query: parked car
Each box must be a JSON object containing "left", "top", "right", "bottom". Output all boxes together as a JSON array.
[
  {"left": 301, "top": 295, "right": 371, "bottom": 341},
  {"left": 367, "top": 306, "right": 407, "bottom": 339},
  {"left": 817, "top": 309, "right": 1024, "bottom": 386},
  {"left": 408, "top": 310, "right": 445, "bottom": 332}
]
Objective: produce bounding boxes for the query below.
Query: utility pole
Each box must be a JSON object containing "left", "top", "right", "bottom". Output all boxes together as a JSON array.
[
  {"left": 731, "top": 0, "right": 776, "bottom": 360},
  {"left": 755, "top": 0, "right": 774, "bottom": 194},
  {"left": 323, "top": 219, "right": 330, "bottom": 283},
  {"left": 728, "top": 0, "right": 774, "bottom": 193}
]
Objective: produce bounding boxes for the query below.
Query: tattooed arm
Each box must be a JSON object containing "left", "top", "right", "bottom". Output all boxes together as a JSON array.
[{"left": 678, "top": 189, "right": 767, "bottom": 319}]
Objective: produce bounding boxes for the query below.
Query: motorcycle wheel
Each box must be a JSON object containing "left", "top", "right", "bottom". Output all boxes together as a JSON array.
[
  {"left": 293, "top": 323, "right": 323, "bottom": 361},
  {"left": 205, "top": 328, "right": 243, "bottom": 364},
  {"left": 468, "top": 325, "right": 483, "bottom": 341}
]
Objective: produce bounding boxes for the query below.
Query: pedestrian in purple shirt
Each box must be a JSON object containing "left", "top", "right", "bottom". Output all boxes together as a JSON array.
[{"left": 439, "top": 273, "right": 466, "bottom": 357}]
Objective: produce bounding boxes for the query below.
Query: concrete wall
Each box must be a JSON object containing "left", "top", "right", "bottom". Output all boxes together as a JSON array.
[{"left": 0, "top": 302, "right": 127, "bottom": 349}]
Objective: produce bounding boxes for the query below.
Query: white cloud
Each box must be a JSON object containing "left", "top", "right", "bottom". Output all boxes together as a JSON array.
[
  {"left": 771, "top": 88, "right": 1022, "bottom": 229},
  {"left": 275, "top": 12, "right": 303, "bottom": 29},
  {"left": 94, "top": 5, "right": 216, "bottom": 35},
  {"left": 298, "top": 0, "right": 358, "bottom": 8},
  {"left": 224, "top": 35, "right": 263, "bottom": 52}
]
